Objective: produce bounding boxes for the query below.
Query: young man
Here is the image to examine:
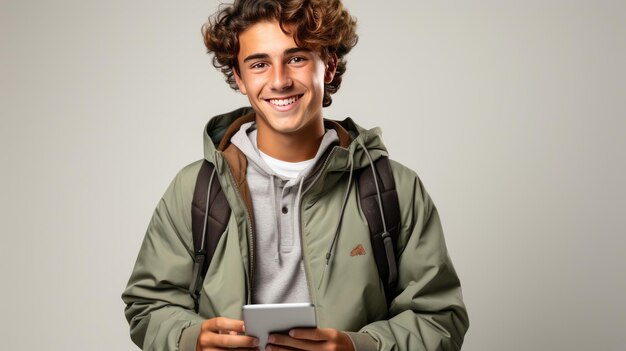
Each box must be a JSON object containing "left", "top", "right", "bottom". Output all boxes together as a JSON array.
[{"left": 122, "top": 1, "right": 469, "bottom": 350}]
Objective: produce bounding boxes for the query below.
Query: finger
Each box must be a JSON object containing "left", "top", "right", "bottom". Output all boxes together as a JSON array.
[
  {"left": 265, "top": 345, "right": 292, "bottom": 351},
  {"left": 288, "top": 327, "right": 335, "bottom": 341},
  {"left": 268, "top": 333, "right": 322, "bottom": 350},
  {"left": 265, "top": 344, "right": 295, "bottom": 351},
  {"left": 201, "top": 317, "right": 246, "bottom": 333},
  {"left": 198, "top": 332, "right": 259, "bottom": 349}
]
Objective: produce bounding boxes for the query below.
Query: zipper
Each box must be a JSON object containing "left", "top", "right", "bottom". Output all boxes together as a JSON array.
[
  {"left": 298, "top": 147, "right": 338, "bottom": 313},
  {"left": 223, "top": 159, "right": 256, "bottom": 304}
]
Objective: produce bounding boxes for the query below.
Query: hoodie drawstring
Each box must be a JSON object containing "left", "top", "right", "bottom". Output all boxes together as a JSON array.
[
  {"left": 357, "top": 139, "right": 397, "bottom": 286},
  {"left": 318, "top": 150, "right": 355, "bottom": 290},
  {"left": 319, "top": 139, "right": 392, "bottom": 290}
]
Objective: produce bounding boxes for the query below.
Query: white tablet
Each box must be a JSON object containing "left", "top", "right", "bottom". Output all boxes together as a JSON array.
[{"left": 242, "top": 303, "right": 317, "bottom": 349}]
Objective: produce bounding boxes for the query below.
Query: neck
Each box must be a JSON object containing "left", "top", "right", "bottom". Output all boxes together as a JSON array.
[{"left": 256, "top": 119, "right": 325, "bottom": 162}]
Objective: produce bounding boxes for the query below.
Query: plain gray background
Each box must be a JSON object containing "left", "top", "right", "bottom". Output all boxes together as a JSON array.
[{"left": 2, "top": 0, "right": 625, "bottom": 350}]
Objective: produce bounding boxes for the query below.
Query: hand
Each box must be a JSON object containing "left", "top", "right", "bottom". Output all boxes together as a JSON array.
[
  {"left": 196, "top": 317, "right": 259, "bottom": 350},
  {"left": 266, "top": 328, "right": 354, "bottom": 351}
]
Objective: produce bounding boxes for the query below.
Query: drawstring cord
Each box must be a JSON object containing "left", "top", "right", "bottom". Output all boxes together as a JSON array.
[
  {"left": 360, "top": 141, "right": 388, "bottom": 234},
  {"left": 318, "top": 139, "right": 393, "bottom": 290},
  {"left": 359, "top": 140, "right": 397, "bottom": 286},
  {"left": 318, "top": 150, "right": 355, "bottom": 289}
]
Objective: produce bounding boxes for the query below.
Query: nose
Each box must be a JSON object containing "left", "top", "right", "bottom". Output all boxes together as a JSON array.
[{"left": 270, "top": 65, "right": 293, "bottom": 91}]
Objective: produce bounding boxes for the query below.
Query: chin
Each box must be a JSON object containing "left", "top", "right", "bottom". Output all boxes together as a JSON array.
[{"left": 269, "top": 121, "right": 305, "bottom": 134}]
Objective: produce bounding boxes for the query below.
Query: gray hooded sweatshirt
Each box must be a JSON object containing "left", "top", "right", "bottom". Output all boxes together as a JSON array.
[{"left": 230, "top": 121, "right": 339, "bottom": 304}]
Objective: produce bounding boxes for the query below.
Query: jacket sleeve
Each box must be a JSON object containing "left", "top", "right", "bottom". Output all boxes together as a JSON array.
[
  {"left": 358, "top": 165, "right": 469, "bottom": 350},
  {"left": 122, "top": 165, "right": 204, "bottom": 351}
]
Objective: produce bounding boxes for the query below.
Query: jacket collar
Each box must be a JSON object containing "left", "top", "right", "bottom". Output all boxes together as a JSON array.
[{"left": 203, "top": 107, "right": 389, "bottom": 182}]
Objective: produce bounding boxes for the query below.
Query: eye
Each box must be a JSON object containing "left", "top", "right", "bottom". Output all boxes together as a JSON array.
[
  {"left": 289, "top": 56, "right": 307, "bottom": 65},
  {"left": 250, "top": 62, "right": 268, "bottom": 70}
]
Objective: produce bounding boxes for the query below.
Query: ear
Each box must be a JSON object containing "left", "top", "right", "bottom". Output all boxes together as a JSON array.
[
  {"left": 233, "top": 68, "right": 248, "bottom": 95},
  {"left": 324, "top": 53, "right": 338, "bottom": 84}
]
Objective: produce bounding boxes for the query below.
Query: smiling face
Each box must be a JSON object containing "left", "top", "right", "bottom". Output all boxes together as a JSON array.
[{"left": 234, "top": 20, "right": 336, "bottom": 143}]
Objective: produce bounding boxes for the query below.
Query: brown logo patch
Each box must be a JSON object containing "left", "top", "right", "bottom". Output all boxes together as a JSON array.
[{"left": 350, "top": 244, "right": 366, "bottom": 256}]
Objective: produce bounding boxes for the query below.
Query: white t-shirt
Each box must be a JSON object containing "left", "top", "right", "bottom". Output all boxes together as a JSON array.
[{"left": 258, "top": 150, "right": 315, "bottom": 179}]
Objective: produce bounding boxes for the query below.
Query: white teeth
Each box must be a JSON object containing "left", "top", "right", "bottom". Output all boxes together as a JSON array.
[{"left": 269, "top": 96, "right": 299, "bottom": 106}]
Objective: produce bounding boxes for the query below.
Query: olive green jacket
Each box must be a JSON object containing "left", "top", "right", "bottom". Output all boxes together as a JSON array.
[{"left": 122, "top": 108, "right": 469, "bottom": 350}]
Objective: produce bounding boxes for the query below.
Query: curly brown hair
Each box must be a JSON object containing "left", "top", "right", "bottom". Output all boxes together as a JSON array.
[{"left": 202, "top": 0, "right": 358, "bottom": 107}]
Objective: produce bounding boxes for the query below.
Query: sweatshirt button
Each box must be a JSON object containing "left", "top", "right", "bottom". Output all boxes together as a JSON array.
[{"left": 281, "top": 206, "right": 288, "bottom": 214}]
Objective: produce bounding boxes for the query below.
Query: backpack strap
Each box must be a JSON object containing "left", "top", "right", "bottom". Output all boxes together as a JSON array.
[
  {"left": 357, "top": 156, "right": 401, "bottom": 307},
  {"left": 190, "top": 160, "right": 231, "bottom": 312}
]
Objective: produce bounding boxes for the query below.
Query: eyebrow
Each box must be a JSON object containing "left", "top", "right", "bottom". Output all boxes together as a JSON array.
[{"left": 242, "top": 47, "right": 312, "bottom": 63}]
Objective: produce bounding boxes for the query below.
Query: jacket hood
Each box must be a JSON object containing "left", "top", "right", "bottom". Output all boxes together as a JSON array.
[{"left": 202, "top": 107, "right": 389, "bottom": 172}]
